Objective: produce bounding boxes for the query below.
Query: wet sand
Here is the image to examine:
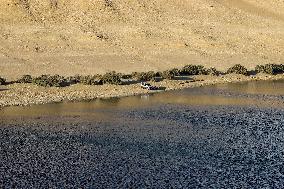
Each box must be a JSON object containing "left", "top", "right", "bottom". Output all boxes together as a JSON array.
[{"left": 0, "top": 79, "right": 284, "bottom": 188}]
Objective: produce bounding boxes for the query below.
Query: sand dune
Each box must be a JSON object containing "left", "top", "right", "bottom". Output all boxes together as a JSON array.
[{"left": 0, "top": 0, "right": 283, "bottom": 79}]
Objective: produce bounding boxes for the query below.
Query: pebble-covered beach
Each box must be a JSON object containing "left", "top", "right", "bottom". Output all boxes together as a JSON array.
[{"left": 0, "top": 80, "right": 283, "bottom": 188}]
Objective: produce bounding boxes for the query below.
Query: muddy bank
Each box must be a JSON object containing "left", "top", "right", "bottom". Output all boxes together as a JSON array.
[{"left": 0, "top": 73, "right": 283, "bottom": 108}]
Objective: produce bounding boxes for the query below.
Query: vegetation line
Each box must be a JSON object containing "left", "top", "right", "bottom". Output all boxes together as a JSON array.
[{"left": 0, "top": 64, "right": 284, "bottom": 87}]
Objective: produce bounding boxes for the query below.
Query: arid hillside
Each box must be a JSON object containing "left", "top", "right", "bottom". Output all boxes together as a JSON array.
[{"left": 0, "top": 0, "right": 284, "bottom": 79}]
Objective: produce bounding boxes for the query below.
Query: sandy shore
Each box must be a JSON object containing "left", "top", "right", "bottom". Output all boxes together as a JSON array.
[{"left": 0, "top": 73, "right": 283, "bottom": 108}]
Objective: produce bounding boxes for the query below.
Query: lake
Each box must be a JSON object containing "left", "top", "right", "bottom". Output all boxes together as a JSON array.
[{"left": 0, "top": 80, "right": 283, "bottom": 188}]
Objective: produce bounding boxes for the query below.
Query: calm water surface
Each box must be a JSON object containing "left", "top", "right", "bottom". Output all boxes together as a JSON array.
[{"left": 0, "top": 80, "right": 284, "bottom": 188}]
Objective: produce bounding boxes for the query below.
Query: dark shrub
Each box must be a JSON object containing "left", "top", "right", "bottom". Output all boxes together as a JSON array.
[
  {"left": 79, "top": 75, "right": 103, "bottom": 85},
  {"left": 155, "top": 71, "right": 162, "bottom": 78},
  {"left": 180, "top": 65, "right": 207, "bottom": 75},
  {"left": 132, "top": 71, "right": 157, "bottom": 81},
  {"left": 161, "top": 70, "right": 176, "bottom": 80},
  {"left": 121, "top": 74, "right": 132, "bottom": 79},
  {"left": 105, "top": 0, "right": 113, "bottom": 7},
  {"left": 169, "top": 68, "right": 180, "bottom": 76},
  {"left": 227, "top": 64, "right": 248, "bottom": 75},
  {"left": 32, "top": 75, "right": 68, "bottom": 87},
  {"left": 255, "top": 65, "right": 265, "bottom": 73},
  {"left": 66, "top": 75, "right": 83, "bottom": 85},
  {"left": 17, "top": 75, "right": 33, "bottom": 83},
  {"left": 146, "top": 71, "right": 158, "bottom": 81},
  {"left": 131, "top": 72, "right": 139, "bottom": 79},
  {"left": 206, "top": 67, "right": 220, "bottom": 76},
  {"left": 0, "top": 77, "right": 6, "bottom": 85},
  {"left": 101, "top": 72, "right": 122, "bottom": 85},
  {"left": 255, "top": 64, "right": 284, "bottom": 75}
]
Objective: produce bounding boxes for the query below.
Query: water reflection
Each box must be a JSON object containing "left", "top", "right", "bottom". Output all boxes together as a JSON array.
[{"left": 215, "top": 79, "right": 284, "bottom": 95}]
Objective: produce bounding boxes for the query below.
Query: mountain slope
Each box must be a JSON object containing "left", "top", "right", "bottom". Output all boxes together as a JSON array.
[{"left": 0, "top": 0, "right": 284, "bottom": 79}]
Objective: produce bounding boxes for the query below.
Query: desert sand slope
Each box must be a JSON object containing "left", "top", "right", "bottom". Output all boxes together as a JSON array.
[{"left": 0, "top": 0, "right": 283, "bottom": 79}]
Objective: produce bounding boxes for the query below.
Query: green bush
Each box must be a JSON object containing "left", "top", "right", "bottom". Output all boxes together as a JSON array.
[
  {"left": 17, "top": 75, "right": 33, "bottom": 83},
  {"left": 32, "top": 75, "right": 68, "bottom": 87},
  {"left": 101, "top": 71, "right": 122, "bottom": 85},
  {"left": 179, "top": 65, "right": 207, "bottom": 75},
  {"left": 227, "top": 64, "right": 248, "bottom": 75},
  {"left": 255, "top": 64, "right": 284, "bottom": 75},
  {"left": 206, "top": 67, "right": 220, "bottom": 76},
  {"left": 0, "top": 77, "right": 6, "bottom": 85},
  {"left": 161, "top": 70, "right": 176, "bottom": 80}
]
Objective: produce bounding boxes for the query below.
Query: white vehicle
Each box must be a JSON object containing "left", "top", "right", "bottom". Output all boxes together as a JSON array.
[{"left": 140, "top": 82, "right": 158, "bottom": 90}]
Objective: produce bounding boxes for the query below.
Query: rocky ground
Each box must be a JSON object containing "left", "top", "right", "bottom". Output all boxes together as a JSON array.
[{"left": 0, "top": 73, "right": 283, "bottom": 107}]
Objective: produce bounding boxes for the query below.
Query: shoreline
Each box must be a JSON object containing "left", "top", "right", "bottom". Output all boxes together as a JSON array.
[{"left": 0, "top": 73, "right": 283, "bottom": 108}]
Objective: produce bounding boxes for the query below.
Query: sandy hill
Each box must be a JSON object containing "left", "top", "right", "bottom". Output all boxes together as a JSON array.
[{"left": 0, "top": 0, "right": 284, "bottom": 79}]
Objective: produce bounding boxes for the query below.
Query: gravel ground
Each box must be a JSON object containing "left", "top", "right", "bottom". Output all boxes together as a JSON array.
[{"left": 1, "top": 104, "right": 284, "bottom": 188}]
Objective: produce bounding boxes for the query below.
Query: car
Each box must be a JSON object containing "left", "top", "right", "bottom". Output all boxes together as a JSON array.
[{"left": 140, "top": 82, "right": 158, "bottom": 90}]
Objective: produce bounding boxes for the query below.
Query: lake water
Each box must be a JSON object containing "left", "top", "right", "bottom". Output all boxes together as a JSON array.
[{"left": 0, "top": 80, "right": 284, "bottom": 188}]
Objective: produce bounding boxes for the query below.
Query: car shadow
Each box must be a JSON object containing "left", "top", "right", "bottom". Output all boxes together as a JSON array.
[
  {"left": 0, "top": 88, "right": 8, "bottom": 92},
  {"left": 121, "top": 79, "right": 140, "bottom": 85},
  {"left": 157, "top": 87, "right": 166, "bottom": 91},
  {"left": 247, "top": 70, "right": 257, "bottom": 76},
  {"left": 173, "top": 75, "right": 194, "bottom": 81}
]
